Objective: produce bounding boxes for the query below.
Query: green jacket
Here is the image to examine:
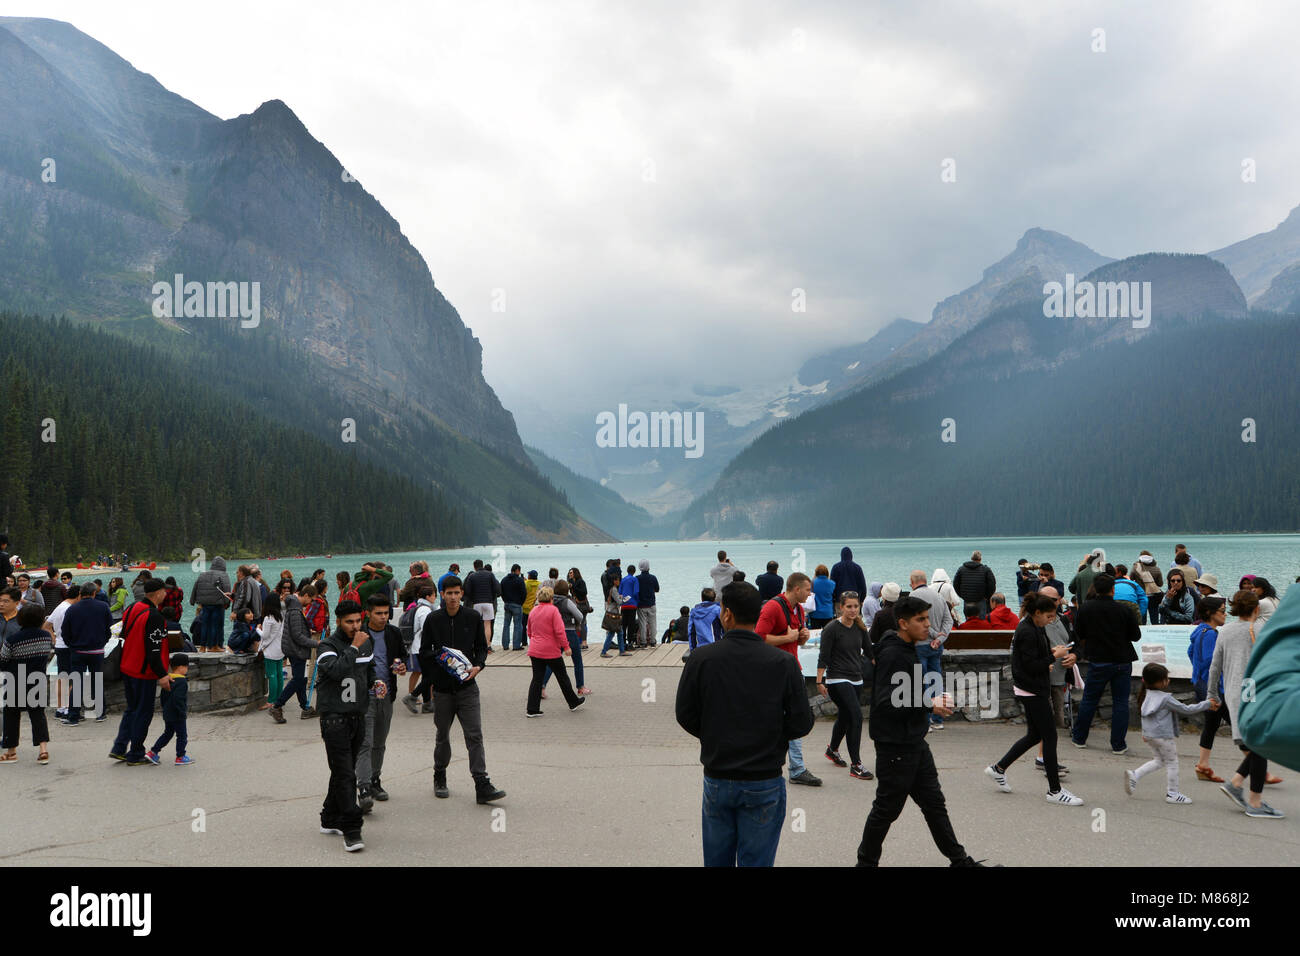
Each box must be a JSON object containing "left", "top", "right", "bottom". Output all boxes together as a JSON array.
[
  {"left": 356, "top": 570, "right": 394, "bottom": 605},
  {"left": 1240, "top": 587, "right": 1300, "bottom": 772},
  {"left": 314, "top": 626, "right": 376, "bottom": 716}
]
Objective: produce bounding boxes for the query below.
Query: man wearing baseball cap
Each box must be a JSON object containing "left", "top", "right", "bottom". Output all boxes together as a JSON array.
[{"left": 110, "top": 578, "right": 172, "bottom": 765}]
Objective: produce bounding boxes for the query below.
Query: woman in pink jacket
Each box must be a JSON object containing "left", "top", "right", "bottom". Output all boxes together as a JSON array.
[{"left": 526, "top": 587, "right": 586, "bottom": 717}]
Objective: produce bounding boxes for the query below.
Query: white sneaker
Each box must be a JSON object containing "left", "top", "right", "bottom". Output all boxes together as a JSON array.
[
  {"left": 1124, "top": 770, "right": 1137, "bottom": 796},
  {"left": 1046, "top": 788, "right": 1084, "bottom": 806},
  {"left": 1166, "top": 792, "right": 1193, "bottom": 804},
  {"left": 984, "top": 765, "right": 1011, "bottom": 793}
]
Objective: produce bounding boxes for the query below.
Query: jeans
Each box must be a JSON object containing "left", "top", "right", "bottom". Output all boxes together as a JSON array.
[
  {"left": 151, "top": 717, "right": 187, "bottom": 758},
  {"left": 827, "top": 682, "right": 864, "bottom": 766},
  {"left": 543, "top": 630, "right": 584, "bottom": 689},
  {"left": 67, "top": 651, "right": 104, "bottom": 723},
  {"left": 916, "top": 643, "right": 944, "bottom": 724},
  {"left": 199, "top": 604, "right": 225, "bottom": 648},
  {"left": 857, "top": 742, "right": 967, "bottom": 866},
  {"left": 501, "top": 603, "right": 525, "bottom": 649},
  {"left": 356, "top": 694, "right": 394, "bottom": 787},
  {"left": 320, "top": 712, "right": 365, "bottom": 833},
  {"left": 528, "top": 656, "right": 579, "bottom": 713},
  {"left": 433, "top": 682, "right": 487, "bottom": 780},
  {"left": 112, "top": 676, "right": 158, "bottom": 761},
  {"left": 602, "top": 621, "right": 626, "bottom": 654},
  {"left": 1071, "top": 661, "right": 1133, "bottom": 751},
  {"left": 701, "top": 775, "right": 786, "bottom": 867},
  {"left": 276, "top": 656, "right": 309, "bottom": 709},
  {"left": 788, "top": 737, "right": 805, "bottom": 777},
  {"left": 996, "top": 694, "right": 1062, "bottom": 792}
]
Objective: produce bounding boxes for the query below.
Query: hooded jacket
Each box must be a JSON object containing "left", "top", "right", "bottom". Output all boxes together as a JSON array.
[
  {"left": 862, "top": 583, "right": 882, "bottom": 627},
  {"left": 1068, "top": 550, "right": 1106, "bottom": 603},
  {"left": 708, "top": 561, "right": 735, "bottom": 596},
  {"left": 190, "top": 557, "right": 232, "bottom": 608},
  {"left": 1239, "top": 587, "right": 1300, "bottom": 769},
  {"left": 688, "top": 601, "right": 723, "bottom": 648},
  {"left": 931, "top": 569, "right": 960, "bottom": 612},
  {"left": 231, "top": 573, "right": 262, "bottom": 620},
  {"left": 501, "top": 572, "right": 527, "bottom": 605},
  {"left": 314, "top": 626, "right": 376, "bottom": 716},
  {"left": 952, "top": 560, "right": 996, "bottom": 605},
  {"left": 1140, "top": 689, "right": 1212, "bottom": 739},
  {"left": 279, "top": 593, "right": 319, "bottom": 661},
  {"left": 1112, "top": 577, "right": 1149, "bottom": 616},
  {"left": 868, "top": 632, "right": 932, "bottom": 747},
  {"left": 830, "top": 548, "right": 867, "bottom": 604}
]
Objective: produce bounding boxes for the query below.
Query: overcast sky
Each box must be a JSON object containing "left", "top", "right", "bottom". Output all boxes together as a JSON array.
[{"left": 23, "top": 0, "right": 1300, "bottom": 431}]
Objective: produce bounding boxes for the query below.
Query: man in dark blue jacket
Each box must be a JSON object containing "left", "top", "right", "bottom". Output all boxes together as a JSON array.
[
  {"left": 636, "top": 559, "right": 659, "bottom": 649},
  {"left": 60, "top": 583, "right": 113, "bottom": 724},
  {"left": 500, "top": 565, "right": 527, "bottom": 650},
  {"left": 755, "top": 561, "right": 784, "bottom": 603},
  {"left": 830, "top": 547, "right": 868, "bottom": 604}
]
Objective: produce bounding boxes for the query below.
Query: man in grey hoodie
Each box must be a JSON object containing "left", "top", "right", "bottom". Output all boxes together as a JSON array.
[
  {"left": 189, "top": 556, "right": 232, "bottom": 652},
  {"left": 709, "top": 551, "right": 737, "bottom": 602}
]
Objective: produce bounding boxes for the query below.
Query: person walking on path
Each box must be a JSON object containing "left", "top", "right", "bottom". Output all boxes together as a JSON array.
[
  {"left": 756, "top": 572, "right": 821, "bottom": 786},
  {"left": 830, "top": 547, "right": 867, "bottom": 605},
  {"left": 675, "top": 581, "right": 814, "bottom": 867},
  {"left": 525, "top": 587, "right": 585, "bottom": 716},
  {"left": 314, "top": 600, "right": 375, "bottom": 852},
  {"left": 269, "top": 581, "right": 319, "bottom": 723},
  {"left": 817, "top": 591, "right": 873, "bottom": 780},
  {"left": 1209, "top": 590, "right": 1285, "bottom": 818},
  {"left": 355, "top": 593, "right": 406, "bottom": 813},
  {"left": 1189, "top": 596, "right": 1231, "bottom": 782},
  {"left": 1123, "top": 662, "right": 1215, "bottom": 804},
  {"left": 1239, "top": 585, "right": 1300, "bottom": 773},
  {"left": 984, "top": 592, "right": 1084, "bottom": 806},
  {"left": 543, "top": 580, "right": 590, "bottom": 696},
  {"left": 146, "top": 653, "right": 193, "bottom": 766},
  {"left": 953, "top": 551, "right": 996, "bottom": 618},
  {"left": 419, "top": 575, "right": 505, "bottom": 804},
  {"left": 110, "top": 579, "right": 171, "bottom": 766},
  {"left": 1070, "top": 574, "right": 1141, "bottom": 755},
  {"left": 858, "top": 596, "right": 987, "bottom": 867}
]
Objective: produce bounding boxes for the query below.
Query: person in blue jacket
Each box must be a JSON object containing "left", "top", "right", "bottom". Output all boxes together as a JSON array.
[
  {"left": 618, "top": 565, "right": 640, "bottom": 648},
  {"left": 809, "top": 565, "right": 836, "bottom": 628},
  {"left": 1188, "top": 596, "right": 1229, "bottom": 781}
]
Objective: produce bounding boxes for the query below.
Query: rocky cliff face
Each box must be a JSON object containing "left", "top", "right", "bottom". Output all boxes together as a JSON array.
[
  {"left": 0, "top": 17, "right": 522, "bottom": 461},
  {"left": 1209, "top": 204, "right": 1300, "bottom": 304}
]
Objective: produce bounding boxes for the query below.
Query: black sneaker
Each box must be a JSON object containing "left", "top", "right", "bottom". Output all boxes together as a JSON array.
[
  {"left": 850, "top": 764, "right": 875, "bottom": 780},
  {"left": 951, "top": 855, "right": 998, "bottom": 867},
  {"left": 108, "top": 751, "right": 127, "bottom": 761},
  {"left": 790, "top": 770, "right": 823, "bottom": 787},
  {"left": 300, "top": 707, "right": 317, "bottom": 719},
  {"left": 343, "top": 831, "right": 365, "bottom": 852},
  {"left": 1034, "top": 759, "right": 1069, "bottom": 775},
  {"left": 434, "top": 771, "right": 449, "bottom": 799},
  {"left": 825, "top": 747, "right": 848, "bottom": 768},
  {"left": 402, "top": 694, "right": 419, "bottom": 715},
  {"left": 320, "top": 825, "right": 343, "bottom": 835},
  {"left": 569, "top": 696, "right": 586, "bottom": 712},
  {"left": 125, "top": 757, "right": 156, "bottom": 766},
  {"left": 420, "top": 702, "right": 435, "bottom": 714},
  {"left": 475, "top": 778, "right": 506, "bottom": 804},
  {"left": 94, "top": 713, "right": 109, "bottom": 722},
  {"left": 358, "top": 788, "right": 374, "bottom": 814},
  {"left": 371, "top": 780, "right": 389, "bottom": 802}
]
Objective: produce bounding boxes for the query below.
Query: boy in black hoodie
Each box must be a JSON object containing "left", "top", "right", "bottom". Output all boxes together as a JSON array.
[{"left": 857, "top": 596, "right": 984, "bottom": 867}]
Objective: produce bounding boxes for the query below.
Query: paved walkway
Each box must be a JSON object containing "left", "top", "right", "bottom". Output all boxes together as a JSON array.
[{"left": 3, "top": 666, "right": 1296, "bottom": 866}]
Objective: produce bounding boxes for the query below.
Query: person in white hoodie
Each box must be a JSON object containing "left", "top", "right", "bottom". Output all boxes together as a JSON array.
[
  {"left": 401, "top": 580, "right": 439, "bottom": 715},
  {"left": 1124, "top": 662, "right": 1215, "bottom": 804},
  {"left": 931, "top": 569, "right": 960, "bottom": 619}
]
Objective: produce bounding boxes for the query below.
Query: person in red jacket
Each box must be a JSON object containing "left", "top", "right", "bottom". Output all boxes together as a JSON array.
[
  {"left": 111, "top": 579, "right": 172, "bottom": 766},
  {"left": 987, "top": 593, "right": 1019, "bottom": 630},
  {"left": 955, "top": 603, "right": 993, "bottom": 629}
]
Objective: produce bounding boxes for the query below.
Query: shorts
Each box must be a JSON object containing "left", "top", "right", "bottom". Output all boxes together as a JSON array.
[
  {"left": 474, "top": 602, "right": 495, "bottom": 621},
  {"left": 407, "top": 654, "right": 421, "bottom": 673}
]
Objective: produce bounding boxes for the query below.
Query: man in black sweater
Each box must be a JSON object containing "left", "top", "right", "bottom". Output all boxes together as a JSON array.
[
  {"left": 418, "top": 576, "right": 505, "bottom": 804},
  {"left": 1068, "top": 573, "right": 1141, "bottom": 755},
  {"left": 858, "top": 596, "right": 984, "bottom": 867},
  {"left": 675, "top": 581, "right": 813, "bottom": 867}
]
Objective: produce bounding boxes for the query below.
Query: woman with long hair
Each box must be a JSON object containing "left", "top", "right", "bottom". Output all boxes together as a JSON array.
[
  {"left": 1189, "top": 596, "right": 1230, "bottom": 781},
  {"left": 816, "top": 592, "right": 872, "bottom": 780},
  {"left": 809, "top": 565, "right": 836, "bottom": 629},
  {"left": 107, "top": 577, "right": 129, "bottom": 623},
  {"left": 258, "top": 587, "right": 287, "bottom": 710},
  {"left": 1159, "top": 570, "right": 1195, "bottom": 624},
  {"left": 1250, "top": 577, "right": 1279, "bottom": 625},
  {"left": 567, "top": 567, "right": 591, "bottom": 650},
  {"left": 1209, "top": 590, "right": 1285, "bottom": 817}
]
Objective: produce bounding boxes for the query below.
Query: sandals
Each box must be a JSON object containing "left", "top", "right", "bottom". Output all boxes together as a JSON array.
[
  {"left": 1266, "top": 774, "right": 1283, "bottom": 785},
  {"left": 1195, "top": 765, "right": 1224, "bottom": 782},
  {"left": 0, "top": 752, "right": 17, "bottom": 763},
  {"left": 38, "top": 751, "right": 49, "bottom": 765}
]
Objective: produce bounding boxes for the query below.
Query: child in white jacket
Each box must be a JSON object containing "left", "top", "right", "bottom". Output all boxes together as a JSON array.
[{"left": 1125, "top": 663, "right": 1217, "bottom": 804}]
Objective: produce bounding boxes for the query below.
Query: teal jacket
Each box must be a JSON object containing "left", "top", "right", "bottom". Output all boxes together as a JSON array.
[{"left": 1240, "top": 587, "right": 1300, "bottom": 772}]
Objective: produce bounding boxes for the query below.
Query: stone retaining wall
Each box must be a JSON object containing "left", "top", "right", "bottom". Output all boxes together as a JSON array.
[{"left": 98, "top": 652, "right": 268, "bottom": 715}]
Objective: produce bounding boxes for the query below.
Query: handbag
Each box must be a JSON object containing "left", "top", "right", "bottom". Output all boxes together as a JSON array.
[{"left": 601, "top": 609, "right": 623, "bottom": 632}]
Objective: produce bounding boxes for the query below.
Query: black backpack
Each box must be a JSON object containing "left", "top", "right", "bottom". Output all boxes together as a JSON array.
[{"left": 398, "top": 603, "right": 421, "bottom": 653}]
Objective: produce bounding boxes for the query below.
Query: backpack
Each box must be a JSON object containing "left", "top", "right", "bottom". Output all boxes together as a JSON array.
[{"left": 398, "top": 602, "right": 420, "bottom": 652}]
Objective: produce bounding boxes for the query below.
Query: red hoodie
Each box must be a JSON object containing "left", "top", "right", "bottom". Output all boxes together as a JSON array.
[
  {"left": 988, "top": 605, "right": 1020, "bottom": 630},
  {"left": 119, "top": 600, "right": 170, "bottom": 680}
]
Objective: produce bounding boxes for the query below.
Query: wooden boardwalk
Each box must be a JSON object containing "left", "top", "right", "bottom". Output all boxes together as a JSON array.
[{"left": 486, "top": 643, "right": 687, "bottom": 667}]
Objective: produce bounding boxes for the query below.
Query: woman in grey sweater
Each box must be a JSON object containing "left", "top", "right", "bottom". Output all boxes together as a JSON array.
[{"left": 1208, "top": 590, "right": 1284, "bottom": 819}]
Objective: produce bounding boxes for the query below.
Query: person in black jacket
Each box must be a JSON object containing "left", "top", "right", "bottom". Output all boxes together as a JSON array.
[
  {"left": 675, "top": 581, "right": 813, "bottom": 867},
  {"left": 857, "top": 596, "right": 984, "bottom": 867},
  {"left": 418, "top": 576, "right": 505, "bottom": 804},
  {"left": 952, "top": 551, "right": 996, "bottom": 618},
  {"left": 315, "top": 600, "right": 374, "bottom": 851},
  {"left": 500, "top": 564, "right": 527, "bottom": 651},
  {"left": 755, "top": 561, "right": 784, "bottom": 603},
  {"left": 816, "top": 592, "right": 873, "bottom": 780},
  {"left": 60, "top": 583, "right": 113, "bottom": 725},
  {"left": 355, "top": 593, "right": 407, "bottom": 811},
  {"left": 461, "top": 561, "right": 501, "bottom": 651},
  {"left": 1069, "top": 574, "right": 1141, "bottom": 754},
  {"left": 984, "top": 592, "right": 1083, "bottom": 805}
]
